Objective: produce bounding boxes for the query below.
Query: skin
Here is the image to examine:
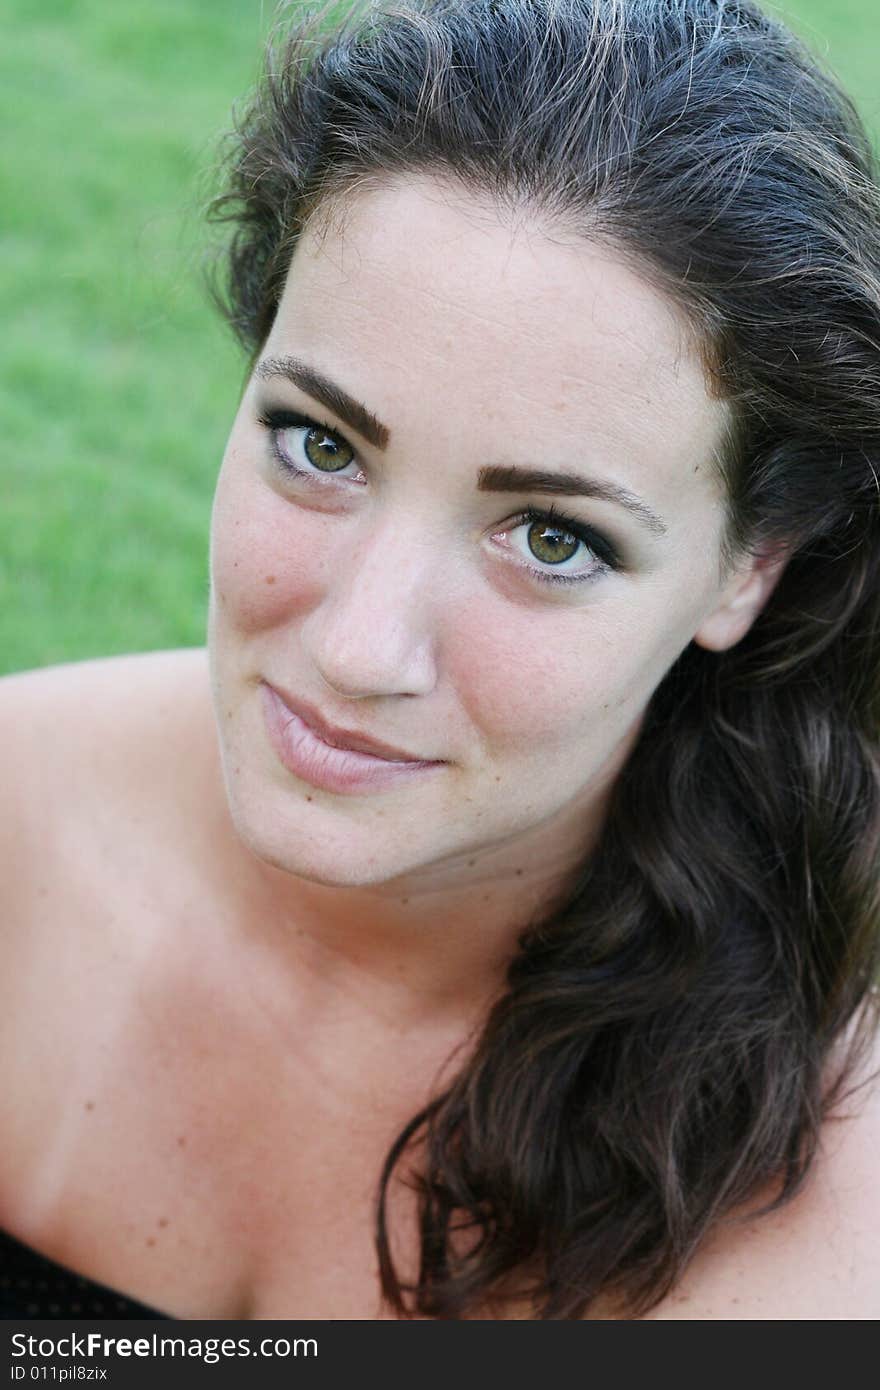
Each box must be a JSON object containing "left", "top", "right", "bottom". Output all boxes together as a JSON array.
[
  {"left": 1, "top": 173, "right": 877, "bottom": 1319},
  {"left": 207, "top": 172, "right": 789, "bottom": 1032}
]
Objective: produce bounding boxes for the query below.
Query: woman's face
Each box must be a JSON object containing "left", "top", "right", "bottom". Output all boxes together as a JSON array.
[{"left": 208, "top": 176, "right": 753, "bottom": 892}]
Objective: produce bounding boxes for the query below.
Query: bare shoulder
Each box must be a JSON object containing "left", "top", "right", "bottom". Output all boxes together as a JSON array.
[
  {"left": 644, "top": 1018, "right": 880, "bottom": 1320},
  {"left": 0, "top": 643, "right": 210, "bottom": 778},
  {"left": 0, "top": 645, "right": 211, "bottom": 1128},
  {"left": 0, "top": 646, "right": 212, "bottom": 916},
  {"left": 0, "top": 648, "right": 234, "bottom": 1250},
  {"left": 0, "top": 644, "right": 209, "bottom": 739}
]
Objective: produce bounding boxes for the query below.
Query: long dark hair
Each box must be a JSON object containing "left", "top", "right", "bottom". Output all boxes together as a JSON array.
[{"left": 206, "top": 0, "right": 880, "bottom": 1317}]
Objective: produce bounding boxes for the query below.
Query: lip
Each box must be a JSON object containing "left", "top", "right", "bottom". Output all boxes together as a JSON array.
[
  {"left": 260, "top": 682, "right": 446, "bottom": 796},
  {"left": 264, "top": 681, "right": 438, "bottom": 763}
]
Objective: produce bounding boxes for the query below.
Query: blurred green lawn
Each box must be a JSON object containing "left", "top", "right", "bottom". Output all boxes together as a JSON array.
[{"left": 2, "top": 0, "right": 878, "bottom": 675}]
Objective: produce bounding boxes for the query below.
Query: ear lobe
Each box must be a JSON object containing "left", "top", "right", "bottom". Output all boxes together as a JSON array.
[{"left": 693, "top": 543, "right": 792, "bottom": 653}]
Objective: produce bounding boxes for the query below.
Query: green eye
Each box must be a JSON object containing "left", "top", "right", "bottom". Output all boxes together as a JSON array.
[
  {"left": 501, "top": 504, "right": 621, "bottom": 588},
  {"left": 258, "top": 408, "right": 358, "bottom": 477},
  {"left": 257, "top": 407, "right": 621, "bottom": 590},
  {"left": 301, "top": 425, "right": 355, "bottom": 473},
  {"left": 526, "top": 520, "right": 581, "bottom": 566}
]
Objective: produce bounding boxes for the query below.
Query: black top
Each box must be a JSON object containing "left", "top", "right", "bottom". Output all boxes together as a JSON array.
[{"left": 0, "top": 1228, "right": 170, "bottom": 1320}]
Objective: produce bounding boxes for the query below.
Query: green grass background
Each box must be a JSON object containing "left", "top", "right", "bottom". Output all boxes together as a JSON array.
[{"left": 2, "top": 0, "right": 878, "bottom": 676}]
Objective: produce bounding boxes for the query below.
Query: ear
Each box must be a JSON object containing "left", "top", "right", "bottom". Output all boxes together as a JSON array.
[{"left": 693, "top": 542, "right": 793, "bottom": 653}]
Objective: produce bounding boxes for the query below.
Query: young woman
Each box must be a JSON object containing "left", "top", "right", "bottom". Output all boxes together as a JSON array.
[{"left": 1, "top": 0, "right": 878, "bottom": 1320}]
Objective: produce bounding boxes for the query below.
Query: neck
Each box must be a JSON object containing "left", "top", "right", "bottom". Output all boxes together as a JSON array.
[{"left": 209, "top": 788, "right": 604, "bottom": 1039}]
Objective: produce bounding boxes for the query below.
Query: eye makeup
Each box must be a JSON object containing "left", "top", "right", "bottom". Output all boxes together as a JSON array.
[{"left": 255, "top": 405, "right": 624, "bottom": 589}]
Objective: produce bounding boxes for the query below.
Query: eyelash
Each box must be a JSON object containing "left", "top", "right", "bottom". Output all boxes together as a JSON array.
[{"left": 256, "top": 407, "right": 622, "bottom": 588}]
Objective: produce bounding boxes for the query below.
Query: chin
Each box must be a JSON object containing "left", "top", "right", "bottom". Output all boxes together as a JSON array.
[
  {"left": 211, "top": 709, "right": 426, "bottom": 890},
  {"left": 225, "top": 788, "right": 417, "bottom": 890}
]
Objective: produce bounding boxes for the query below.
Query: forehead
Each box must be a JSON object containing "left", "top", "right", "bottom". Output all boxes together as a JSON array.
[{"left": 269, "top": 175, "right": 729, "bottom": 518}]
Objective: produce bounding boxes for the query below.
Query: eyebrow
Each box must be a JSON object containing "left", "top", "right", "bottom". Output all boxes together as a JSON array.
[
  {"left": 476, "top": 465, "right": 668, "bottom": 537},
  {"left": 254, "top": 354, "right": 669, "bottom": 537},
  {"left": 256, "top": 355, "right": 390, "bottom": 451}
]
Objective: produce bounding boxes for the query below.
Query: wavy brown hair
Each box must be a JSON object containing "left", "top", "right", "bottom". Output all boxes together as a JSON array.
[{"left": 206, "top": 0, "right": 880, "bottom": 1317}]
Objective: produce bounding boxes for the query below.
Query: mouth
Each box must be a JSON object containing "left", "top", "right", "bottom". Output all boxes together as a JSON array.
[
  {"left": 263, "top": 681, "right": 442, "bottom": 763},
  {"left": 259, "top": 682, "right": 447, "bottom": 796}
]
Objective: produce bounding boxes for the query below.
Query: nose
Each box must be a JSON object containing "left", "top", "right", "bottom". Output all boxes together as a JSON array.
[{"left": 298, "top": 511, "right": 441, "bottom": 701}]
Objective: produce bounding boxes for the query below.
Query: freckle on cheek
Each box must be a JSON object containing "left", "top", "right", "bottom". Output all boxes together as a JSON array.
[{"left": 265, "top": 575, "right": 276, "bottom": 585}]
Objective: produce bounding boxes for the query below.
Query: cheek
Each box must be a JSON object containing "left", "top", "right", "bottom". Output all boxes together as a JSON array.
[
  {"left": 446, "top": 593, "right": 690, "bottom": 775},
  {"left": 445, "top": 601, "right": 631, "bottom": 756},
  {"left": 209, "top": 462, "right": 327, "bottom": 634}
]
